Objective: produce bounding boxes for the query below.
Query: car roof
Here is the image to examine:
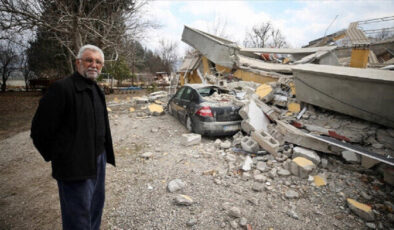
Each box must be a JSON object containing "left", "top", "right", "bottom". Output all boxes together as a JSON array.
[{"left": 184, "top": 83, "right": 219, "bottom": 89}]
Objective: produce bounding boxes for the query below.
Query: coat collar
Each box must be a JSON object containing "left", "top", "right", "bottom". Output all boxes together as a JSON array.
[{"left": 72, "top": 72, "right": 95, "bottom": 92}]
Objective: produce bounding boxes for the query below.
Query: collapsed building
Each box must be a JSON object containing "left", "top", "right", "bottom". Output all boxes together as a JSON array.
[{"left": 175, "top": 18, "right": 394, "bottom": 186}]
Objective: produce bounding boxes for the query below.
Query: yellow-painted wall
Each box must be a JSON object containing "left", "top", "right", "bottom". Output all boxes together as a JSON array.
[
  {"left": 188, "top": 71, "right": 202, "bottom": 84},
  {"left": 333, "top": 33, "right": 346, "bottom": 41},
  {"left": 233, "top": 69, "right": 277, "bottom": 84},
  {"left": 350, "top": 48, "right": 369, "bottom": 68},
  {"left": 201, "top": 56, "right": 211, "bottom": 75},
  {"left": 179, "top": 73, "right": 185, "bottom": 86},
  {"left": 179, "top": 71, "right": 202, "bottom": 85},
  {"left": 215, "top": 64, "right": 232, "bottom": 74}
]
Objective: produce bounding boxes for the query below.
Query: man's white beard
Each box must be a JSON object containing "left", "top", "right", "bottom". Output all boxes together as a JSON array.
[{"left": 83, "top": 68, "right": 99, "bottom": 81}]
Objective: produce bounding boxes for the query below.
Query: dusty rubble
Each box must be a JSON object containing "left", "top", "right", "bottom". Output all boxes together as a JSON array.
[{"left": 105, "top": 84, "right": 394, "bottom": 229}]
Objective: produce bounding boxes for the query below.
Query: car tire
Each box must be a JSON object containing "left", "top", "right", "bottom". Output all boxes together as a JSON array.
[{"left": 186, "top": 116, "right": 193, "bottom": 132}]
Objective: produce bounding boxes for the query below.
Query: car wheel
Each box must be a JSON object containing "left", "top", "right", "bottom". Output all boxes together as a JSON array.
[{"left": 186, "top": 116, "right": 193, "bottom": 132}]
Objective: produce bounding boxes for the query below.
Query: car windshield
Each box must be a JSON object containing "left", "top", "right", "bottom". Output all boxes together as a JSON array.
[
  {"left": 197, "top": 87, "right": 229, "bottom": 97},
  {"left": 197, "top": 87, "right": 212, "bottom": 97}
]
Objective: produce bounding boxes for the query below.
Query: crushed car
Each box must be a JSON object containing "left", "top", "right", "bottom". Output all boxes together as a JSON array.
[{"left": 167, "top": 84, "right": 242, "bottom": 136}]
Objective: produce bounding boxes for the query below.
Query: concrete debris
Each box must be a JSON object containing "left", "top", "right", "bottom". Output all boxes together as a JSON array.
[
  {"left": 254, "top": 174, "right": 268, "bottom": 182},
  {"left": 220, "top": 140, "right": 232, "bottom": 149},
  {"left": 239, "top": 217, "right": 248, "bottom": 227},
  {"left": 290, "top": 157, "right": 316, "bottom": 178},
  {"left": 148, "top": 91, "right": 168, "bottom": 101},
  {"left": 347, "top": 198, "right": 375, "bottom": 221},
  {"left": 251, "top": 130, "right": 279, "bottom": 156},
  {"left": 276, "top": 120, "right": 338, "bottom": 154},
  {"left": 240, "top": 136, "right": 260, "bottom": 153},
  {"left": 292, "top": 146, "right": 321, "bottom": 165},
  {"left": 313, "top": 175, "right": 327, "bottom": 187},
  {"left": 285, "top": 189, "right": 300, "bottom": 199},
  {"left": 269, "top": 168, "right": 277, "bottom": 178},
  {"left": 232, "top": 131, "right": 244, "bottom": 146},
  {"left": 341, "top": 150, "right": 360, "bottom": 164},
  {"left": 240, "top": 100, "right": 270, "bottom": 134},
  {"left": 252, "top": 183, "right": 264, "bottom": 192},
  {"left": 186, "top": 218, "right": 198, "bottom": 226},
  {"left": 361, "top": 156, "right": 380, "bottom": 169},
  {"left": 287, "top": 102, "right": 301, "bottom": 113},
  {"left": 292, "top": 64, "right": 394, "bottom": 128},
  {"left": 148, "top": 103, "right": 164, "bottom": 116},
  {"left": 256, "top": 161, "right": 269, "bottom": 172},
  {"left": 214, "top": 139, "right": 222, "bottom": 148},
  {"left": 377, "top": 129, "right": 394, "bottom": 150},
  {"left": 251, "top": 94, "right": 280, "bottom": 121},
  {"left": 229, "top": 220, "right": 238, "bottom": 229},
  {"left": 242, "top": 156, "right": 254, "bottom": 171},
  {"left": 277, "top": 168, "right": 291, "bottom": 177},
  {"left": 365, "top": 222, "right": 376, "bottom": 229},
  {"left": 255, "top": 84, "right": 274, "bottom": 103},
  {"left": 228, "top": 206, "right": 242, "bottom": 218},
  {"left": 273, "top": 95, "right": 287, "bottom": 107},
  {"left": 286, "top": 209, "right": 299, "bottom": 220},
  {"left": 304, "top": 124, "right": 329, "bottom": 135},
  {"left": 360, "top": 191, "right": 372, "bottom": 200},
  {"left": 321, "top": 158, "right": 328, "bottom": 168},
  {"left": 140, "top": 152, "right": 153, "bottom": 159},
  {"left": 133, "top": 96, "right": 149, "bottom": 104},
  {"left": 167, "top": 179, "right": 186, "bottom": 193},
  {"left": 174, "top": 194, "right": 194, "bottom": 206},
  {"left": 383, "top": 166, "right": 394, "bottom": 186},
  {"left": 181, "top": 133, "right": 201, "bottom": 146}
]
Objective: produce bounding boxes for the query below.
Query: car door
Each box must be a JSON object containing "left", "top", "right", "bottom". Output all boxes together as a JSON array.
[
  {"left": 178, "top": 87, "right": 194, "bottom": 123},
  {"left": 170, "top": 87, "right": 186, "bottom": 119}
]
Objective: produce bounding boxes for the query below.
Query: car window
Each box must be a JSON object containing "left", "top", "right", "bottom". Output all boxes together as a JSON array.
[
  {"left": 197, "top": 87, "right": 212, "bottom": 97},
  {"left": 174, "top": 87, "right": 186, "bottom": 100},
  {"left": 181, "top": 87, "right": 193, "bottom": 101}
]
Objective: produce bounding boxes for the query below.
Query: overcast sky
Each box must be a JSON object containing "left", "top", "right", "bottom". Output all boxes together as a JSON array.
[{"left": 140, "top": 0, "right": 394, "bottom": 57}]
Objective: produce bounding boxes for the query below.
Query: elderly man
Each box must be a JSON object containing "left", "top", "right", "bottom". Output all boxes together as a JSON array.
[{"left": 31, "top": 44, "right": 115, "bottom": 230}]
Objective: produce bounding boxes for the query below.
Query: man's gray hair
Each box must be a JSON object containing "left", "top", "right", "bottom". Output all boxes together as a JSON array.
[{"left": 77, "top": 44, "right": 105, "bottom": 61}]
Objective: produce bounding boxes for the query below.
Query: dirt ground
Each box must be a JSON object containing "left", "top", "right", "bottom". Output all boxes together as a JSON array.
[{"left": 0, "top": 92, "right": 393, "bottom": 230}]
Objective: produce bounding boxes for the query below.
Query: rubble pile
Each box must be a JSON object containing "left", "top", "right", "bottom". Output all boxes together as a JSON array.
[
  {"left": 107, "top": 91, "right": 169, "bottom": 118},
  {"left": 200, "top": 75, "right": 394, "bottom": 227}
]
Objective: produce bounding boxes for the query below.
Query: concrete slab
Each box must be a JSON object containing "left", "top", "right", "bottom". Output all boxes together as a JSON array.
[
  {"left": 290, "top": 157, "right": 316, "bottom": 178},
  {"left": 293, "top": 147, "right": 321, "bottom": 165},
  {"left": 181, "top": 26, "right": 239, "bottom": 69},
  {"left": 181, "top": 133, "right": 201, "bottom": 146},
  {"left": 251, "top": 130, "right": 279, "bottom": 156},
  {"left": 276, "top": 120, "right": 339, "bottom": 154},
  {"left": 292, "top": 64, "right": 394, "bottom": 128},
  {"left": 241, "top": 136, "right": 260, "bottom": 153}
]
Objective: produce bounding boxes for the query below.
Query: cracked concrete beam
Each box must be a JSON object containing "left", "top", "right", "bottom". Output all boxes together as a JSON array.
[{"left": 181, "top": 25, "right": 240, "bottom": 69}]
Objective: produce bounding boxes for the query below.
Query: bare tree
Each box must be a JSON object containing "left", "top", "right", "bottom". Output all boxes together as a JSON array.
[
  {"left": 207, "top": 15, "right": 230, "bottom": 39},
  {"left": 373, "top": 28, "right": 394, "bottom": 41},
  {"left": 157, "top": 39, "right": 178, "bottom": 73},
  {"left": 270, "top": 29, "right": 287, "bottom": 48},
  {"left": 243, "top": 22, "right": 288, "bottom": 48},
  {"left": 243, "top": 22, "right": 272, "bottom": 48},
  {"left": 20, "top": 52, "right": 33, "bottom": 91},
  {"left": 0, "top": 0, "right": 154, "bottom": 73},
  {"left": 0, "top": 41, "right": 19, "bottom": 92}
]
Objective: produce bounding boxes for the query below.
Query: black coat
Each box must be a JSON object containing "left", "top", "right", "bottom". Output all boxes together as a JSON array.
[{"left": 31, "top": 72, "right": 115, "bottom": 181}]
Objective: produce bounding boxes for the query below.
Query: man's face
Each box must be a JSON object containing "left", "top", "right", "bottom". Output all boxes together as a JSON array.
[{"left": 76, "top": 49, "right": 104, "bottom": 81}]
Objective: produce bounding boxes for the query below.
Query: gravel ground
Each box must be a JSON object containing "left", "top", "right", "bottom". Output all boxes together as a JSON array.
[{"left": 0, "top": 96, "right": 393, "bottom": 230}]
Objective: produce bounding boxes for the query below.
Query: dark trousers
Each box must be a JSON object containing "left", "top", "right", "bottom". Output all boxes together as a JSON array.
[{"left": 57, "top": 152, "right": 106, "bottom": 230}]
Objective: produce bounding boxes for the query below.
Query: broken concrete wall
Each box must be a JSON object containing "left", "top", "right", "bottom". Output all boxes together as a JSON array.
[
  {"left": 181, "top": 26, "right": 239, "bottom": 69},
  {"left": 292, "top": 64, "right": 394, "bottom": 128}
]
